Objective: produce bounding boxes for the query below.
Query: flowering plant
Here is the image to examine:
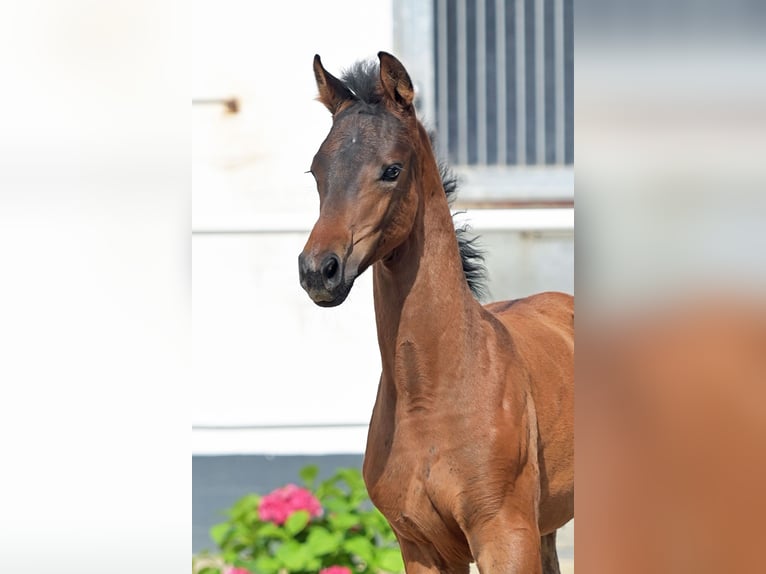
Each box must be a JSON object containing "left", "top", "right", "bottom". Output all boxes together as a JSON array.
[
  {"left": 193, "top": 466, "right": 403, "bottom": 574},
  {"left": 258, "top": 484, "right": 323, "bottom": 525}
]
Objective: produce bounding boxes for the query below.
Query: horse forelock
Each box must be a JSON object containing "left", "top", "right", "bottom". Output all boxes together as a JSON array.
[{"left": 340, "top": 59, "right": 384, "bottom": 105}]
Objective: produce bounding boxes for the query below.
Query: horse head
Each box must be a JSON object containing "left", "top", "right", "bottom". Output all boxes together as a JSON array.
[{"left": 299, "top": 52, "right": 423, "bottom": 307}]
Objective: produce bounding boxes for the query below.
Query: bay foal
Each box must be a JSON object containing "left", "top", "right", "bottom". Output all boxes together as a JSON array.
[{"left": 299, "top": 52, "right": 573, "bottom": 573}]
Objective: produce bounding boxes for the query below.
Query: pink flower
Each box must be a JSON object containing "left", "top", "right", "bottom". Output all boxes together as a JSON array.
[
  {"left": 258, "top": 483, "right": 322, "bottom": 525},
  {"left": 319, "top": 567, "right": 352, "bottom": 574},
  {"left": 224, "top": 568, "right": 252, "bottom": 574}
]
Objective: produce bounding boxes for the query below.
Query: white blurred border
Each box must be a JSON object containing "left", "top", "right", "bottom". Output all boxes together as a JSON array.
[{"left": 0, "top": 2, "right": 189, "bottom": 571}]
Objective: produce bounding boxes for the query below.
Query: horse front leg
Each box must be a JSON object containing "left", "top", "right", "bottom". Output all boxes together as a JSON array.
[
  {"left": 470, "top": 516, "right": 542, "bottom": 574},
  {"left": 540, "top": 531, "right": 561, "bottom": 574},
  {"left": 397, "top": 538, "right": 470, "bottom": 574},
  {"left": 468, "top": 466, "right": 543, "bottom": 574}
]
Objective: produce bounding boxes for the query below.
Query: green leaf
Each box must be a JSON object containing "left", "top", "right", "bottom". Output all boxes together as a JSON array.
[
  {"left": 209, "top": 522, "right": 230, "bottom": 547},
  {"left": 284, "top": 509, "right": 310, "bottom": 535},
  {"left": 316, "top": 484, "right": 346, "bottom": 503},
  {"left": 377, "top": 547, "right": 405, "bottom": 573},
  {"left": 306, "top": 555, "right": 322, "bottom": 571},
  {"left": 256, "top": 521, "right": 288, "bottom": 540},
  {"left": 344, "top": 535, "right": 376, "bottom": 565},
  {"left": 221, "top": 548, "right": 238, "bottom": 564},
  {"left": 328, "top": 512, "right": 360, "bottom": 531},
  {"left": 299, "top": 464, "right": 319, "bottom": 488},
  {"left": 322, "top": 498, "right": 352, "bottom": 514},
  {"left": 253, "top": 555, "right": 281, "bottom": 574},
  {"left": 230, "top": 494, "right": 261, "bottom": 520},
  {"left": 274, "top": 539, "right": 299, "bottom": 560},
  {"left": 361, "top": 509, "right": 395, "bottom": 537},
  {"left": 275, "top": 540, "right": 312, "bottom": 571},
  {"left": 306, "top": 526, "right": 342, "bottom": 556},
  {"left": 336, "top": 468, "right": 366, "bottom": 491}
]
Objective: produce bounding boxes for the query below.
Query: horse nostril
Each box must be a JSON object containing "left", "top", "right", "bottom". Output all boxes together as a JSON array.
[
  {"left": 322, "top": 255, "right": 339, "bottom": 279},
  {"left": 322, "top": 255, "right": 340, "bottom": 288}
]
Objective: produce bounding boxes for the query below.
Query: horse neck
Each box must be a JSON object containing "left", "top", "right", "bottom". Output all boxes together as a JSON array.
[{"left": 372, "top": 125, "right": 479, "bottom": 384}]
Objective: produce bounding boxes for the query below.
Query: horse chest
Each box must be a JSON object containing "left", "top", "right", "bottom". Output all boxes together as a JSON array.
[
  {"left": 367, "top": 452, "right": 470, "bottom": 558},
  {"left": 365, "top": 433, "right": 474, "bottom": 543}
]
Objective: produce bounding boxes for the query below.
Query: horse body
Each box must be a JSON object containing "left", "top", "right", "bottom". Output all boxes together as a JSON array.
[
  {"left": 300, "top": 52, "right": 573, "bottom": 573},
  {"left": 487, "top": 293, "right": 575, "bottom": 535},
  {"left": 361, "top": 126, "right": 573, "bottom": 572}
]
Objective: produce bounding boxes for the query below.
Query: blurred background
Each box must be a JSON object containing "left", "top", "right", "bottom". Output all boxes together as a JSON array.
[
  {"left": 192, "top": 0, "right": 574, "bottom": 563},
  {"left": 575, "top": 2, "right": 766, "bottom": 572}
]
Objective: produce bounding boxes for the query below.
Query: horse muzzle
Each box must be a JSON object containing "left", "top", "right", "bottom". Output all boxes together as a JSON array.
[{"left": 298, "top": 251, "right": 353, "bottom": 307}]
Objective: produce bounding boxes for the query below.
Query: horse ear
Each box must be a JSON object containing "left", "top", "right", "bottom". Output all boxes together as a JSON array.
[
  {"left": 313, "top": 54, "right": 353, "bottom": 115},
  {"left": 378, "top": 51, "right": 414, "bottom": 112}
]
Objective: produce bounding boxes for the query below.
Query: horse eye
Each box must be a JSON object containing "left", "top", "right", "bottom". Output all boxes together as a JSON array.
[{"left": 381, "top": 164, "right": 402, "bottom": 182}]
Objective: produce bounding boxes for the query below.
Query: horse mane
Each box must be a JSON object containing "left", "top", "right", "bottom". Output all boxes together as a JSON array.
[
  {"left": 437, "top": 159, "right": 489, "bottom": 301},
  {"left": 340, "top": 60, "right": 489, "bottom": 300}
]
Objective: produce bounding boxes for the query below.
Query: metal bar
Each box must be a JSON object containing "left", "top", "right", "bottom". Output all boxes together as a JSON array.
[
  {"left": 193, "top": 207, "right": 575, "bottom": 234},
  {"left": 393, "top": 0, "right": 435, "bottom": 125},
  {"left": 564, "top": 0, "right": 573, "bottom": 164},
  {"left": 437, "top": 0, "right": 449, "bottom": 159},
  {"left": 516, "top": 0, "right": 526, "bottom": 165},
  {"left": 457, "top": 0, "right": 468, "bottom": 164},
  {"left": 496, "top": 0, "right": 507, "bottom": 164},
  {"left": 554, "top": 0, "right": 565, "bottom": 164},
  {"left": 476, "top": 0, "right": 487, "bottom": 165},
  {"left": 535, "top": 0, "right": 545, "bottom": 164}
]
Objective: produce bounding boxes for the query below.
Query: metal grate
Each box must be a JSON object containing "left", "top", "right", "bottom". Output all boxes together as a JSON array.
[{"left": 433, "top": 0, "right": 573, "bottom": 166}]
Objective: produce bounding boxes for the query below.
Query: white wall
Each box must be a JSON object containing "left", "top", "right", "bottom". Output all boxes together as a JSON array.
[
  {"left": 193, "top": 0, "right": 395, "bottom": 227},
  {"left": 192, "top": 0, "right": 574, "bottom": 455},
  {"left": 193, "top": 0, "right": 395, "bottom": 454}
]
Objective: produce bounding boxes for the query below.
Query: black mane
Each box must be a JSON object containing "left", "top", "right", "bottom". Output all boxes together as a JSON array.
[
  {"left": 339, "top": 60, "right": 488, "bottom": 300},
  {"left": 439, "top": 160, "right": 489, "bottom": 301}
]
